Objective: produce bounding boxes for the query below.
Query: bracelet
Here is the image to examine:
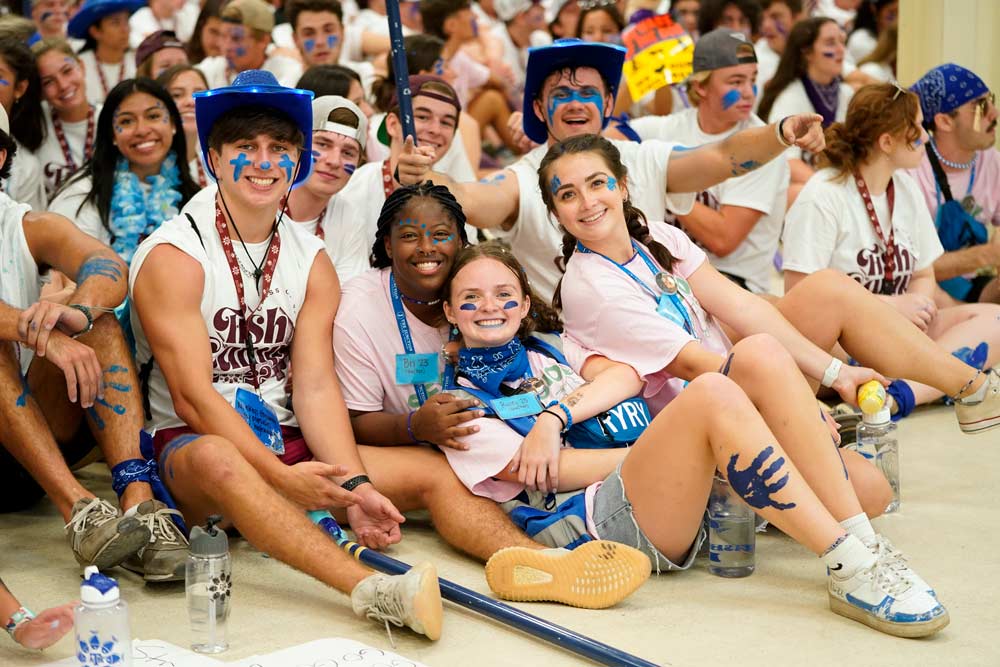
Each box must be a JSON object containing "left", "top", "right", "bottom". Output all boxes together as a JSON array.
[
  {"left": 406, "top": 410, "right": 423, "bottom": 444},
  {"left": 775, "top": 116, "right": 794, "bottom": 148},
  {"left": 4, "top": 606, "right": 34, "bottom": 638},
  {"left": 341, "top": 474, "right": 371, "bottom": 492},
  {"left": 539, "top": 408, "right": 566, "bottom": 431},
  {"left": 821, "top": 357, "right": 844, "bottom": 388},
  {"left": 554, "top": 402, "right": 573, "bottom": 430},
  {"left": 68, "top": 304, "right": 94, "bottom": 338}
]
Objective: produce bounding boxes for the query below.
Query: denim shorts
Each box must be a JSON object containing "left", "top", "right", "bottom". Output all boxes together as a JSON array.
[{"left": 592, "top": 463, "right": 705, "bottom": 574}]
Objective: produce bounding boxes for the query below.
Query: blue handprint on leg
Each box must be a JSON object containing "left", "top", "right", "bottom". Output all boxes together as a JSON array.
[{"left": 726, "top": 445, "right": 797, "bottom": 510}]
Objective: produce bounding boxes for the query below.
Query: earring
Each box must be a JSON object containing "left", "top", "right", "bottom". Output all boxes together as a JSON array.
[{"left": 451, "top": 325, "right": 459, "bottom": 336}]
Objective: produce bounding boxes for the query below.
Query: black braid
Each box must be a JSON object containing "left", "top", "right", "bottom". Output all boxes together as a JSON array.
[{"left": 369, "top": 180, "right": 470, "bottom": 268}]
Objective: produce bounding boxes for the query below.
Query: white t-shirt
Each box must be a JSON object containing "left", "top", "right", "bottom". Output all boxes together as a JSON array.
[
  {"left": 765, "top": 79, "right": 853, "bottom": 163},
  {"left": 561, "top": 221, "right": 731, "bottom": 416},
  {"left": 858, "top": 61, "right": 894, "bottom": 83},
  {"left": 49, "top": 174, "right": 106, "bottom": 244},
  {"left": 290, "top": 194, "right": 370, "bottom": 286},
  {"left": 129, "top": 2, "right": 199, "bottom": 48},
  {"left": 782, "top": 168, "right": 945, "bottom": 296},
  {"left": 35, "top": 103, "right": 101, "bottom": 198},
  {"left": 130, "top": 192, "right": 326, "bottom": 433},
  {"left": 197, "top": 53, "right": 304, "bottom": 89},
  {"left": 1, "top": 143, "right": 47, "bottom": 212},
  {"left": 847, "top": 28, "right": 877, "bottom": 64},
  {"left": 501, "top": 140, "right": 696, "bottom": 304},
  {"left": 334, "top": 267, "right": 450, "bottom": 415},
  {"left": 753, "top": 38, "right": 780, "bottom": 113},
  {"left": 629, "top": 109, "right": 789, "bottom": 294},
  {"left": 0, "top": 193, "right": 40, "bottom": 374},
  {"left": 79, "top": 50, "right": 137, "bottom": 106},
  {"left": 351, "top": 9, "right": 415, "bottom": 37}
]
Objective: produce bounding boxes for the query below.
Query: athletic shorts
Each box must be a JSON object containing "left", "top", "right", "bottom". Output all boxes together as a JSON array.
[
  {"left": 592, "top": 463, "right": 705, "bottom": 574},
  {"left": 152, "top": 425, "right": 313, "bottom": 467}
]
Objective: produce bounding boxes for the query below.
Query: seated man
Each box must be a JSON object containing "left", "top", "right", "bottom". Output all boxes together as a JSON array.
[
  {"left": 909, "top": 63, "right": 1000, "bottom": 305},
  {"left": 0, "top": 105, "right": 187, "bottom": 582}
]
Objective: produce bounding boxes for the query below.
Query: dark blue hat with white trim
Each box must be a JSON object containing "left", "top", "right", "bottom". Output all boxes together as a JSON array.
[
  {"left": 522, "top": 38, "right": 626, "bottom": 144},
  {"left": 194, "top": 70, "right": 315, "bottom": 188},
  {"left": 68, "top": 0, "right": 145, "bottom": 39}
]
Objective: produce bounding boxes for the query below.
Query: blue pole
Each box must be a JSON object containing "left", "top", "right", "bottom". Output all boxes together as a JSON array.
[
  {"left": 384, "top": 0, "right": 416, "bottom": 142},
  {"left": 308, "top": 511, "right": 661, "bottom": 667}
]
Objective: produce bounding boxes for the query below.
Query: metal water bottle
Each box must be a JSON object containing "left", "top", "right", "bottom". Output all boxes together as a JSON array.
[
  {"left": 186, "top": 515, "right": 231, "bottom": 653},
  {"left": 708, "top": 474, "right": 756, "bottom": 577},
  {"left": 74, "top": 567, "right": 133, "bottom": 666}
]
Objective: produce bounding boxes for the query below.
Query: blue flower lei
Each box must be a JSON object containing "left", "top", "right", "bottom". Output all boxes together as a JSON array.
[{"left": 109, "top": 151, "right": 182, "bottom": 263}]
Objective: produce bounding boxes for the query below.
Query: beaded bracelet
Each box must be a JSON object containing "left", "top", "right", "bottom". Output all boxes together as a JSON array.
[{"left": 4, "top": 606, "right": 34, "bottom": 639}]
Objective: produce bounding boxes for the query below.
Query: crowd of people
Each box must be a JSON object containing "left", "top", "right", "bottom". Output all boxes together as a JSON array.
[{"left": 1, "top": 0, "right": 998, "bottom": 651}]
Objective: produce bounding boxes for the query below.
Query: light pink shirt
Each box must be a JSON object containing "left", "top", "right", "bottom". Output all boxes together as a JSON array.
[
  {"left": 561, "top": 222, "right": 731, "bottom": 416},
  {"left": 907, "top": 147, "right": 1000, "bottom": 231},
  {"left": 334, "top": 268, "right": 449, "bottom": 415}
]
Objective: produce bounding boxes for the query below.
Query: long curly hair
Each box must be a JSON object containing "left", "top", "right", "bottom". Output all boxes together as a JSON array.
[{"left": 536, "top": 134, "right": 676, "bottom": 309}]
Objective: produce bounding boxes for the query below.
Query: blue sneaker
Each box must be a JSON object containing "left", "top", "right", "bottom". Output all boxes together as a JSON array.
[{"left": 828, "top": 547, "right": 948, "bottom": 637}]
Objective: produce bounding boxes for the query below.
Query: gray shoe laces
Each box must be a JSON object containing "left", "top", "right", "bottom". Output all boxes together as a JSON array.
[{"left": 363, "top": 577, "right": 407, "bottom": 648}]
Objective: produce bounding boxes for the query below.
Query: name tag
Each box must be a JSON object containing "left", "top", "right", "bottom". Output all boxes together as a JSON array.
[
  {"left": 395, "top": 353, "right": 440, "bottom": 385},
  {"left": 491, "top": 393, "right": 545, "bottom": 420},
  {"left": 657, "top": 293, "right": 689, "bottom": 329},
  {"left": 234, "top": 387, "right": 285, "bottom": 455}
]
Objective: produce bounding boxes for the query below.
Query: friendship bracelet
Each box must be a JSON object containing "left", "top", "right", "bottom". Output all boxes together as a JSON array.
[
  {"left": 406, "top": 410, "right": 420, "bottom": 443},
  {"left": 952, "top": 368, "right": 982, "bottom": 401},
  {"left": 340, "top": 474, "right": 371, "bottom": 492},
  {"left": 820, "top": 358, "right": 843, "bottom": 388},
  {"left": 776, "top": 116, "right": 794, "bottom": 148},
  {"left": 4, "top": 606, "right": 34, "bottom": 639},
  {"left": 539, "top": 408, "right": 566, "bottom": 431}
]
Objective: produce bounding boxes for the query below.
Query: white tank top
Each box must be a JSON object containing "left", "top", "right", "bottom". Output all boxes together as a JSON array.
[
  {"left": 0, "top": 193, "right": 39, "bottom": 374},
  {"left": 129, "top": 193, "right": 325, "bottom": 433}
]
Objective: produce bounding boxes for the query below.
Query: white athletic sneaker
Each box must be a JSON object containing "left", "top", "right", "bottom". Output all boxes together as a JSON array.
[
  {"left": 955, "top": 369, "right": 1000, "bottom": 434},
  {"left": 864, "top": 534, "right": 934, "bottom": 597},
  {"left": 351, "top": 562, "right": 442, "bottom": 641},
  {"left": 828, "top": 546, "right": 948, "bottom": 638}
]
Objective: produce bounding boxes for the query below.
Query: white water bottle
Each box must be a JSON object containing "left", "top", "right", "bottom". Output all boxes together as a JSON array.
[
  {"left": 74, "top": 567, "right": 133, "bottom": 666},
  {"left": 186, "top": 515, "right": 231, "bottom": 653}
]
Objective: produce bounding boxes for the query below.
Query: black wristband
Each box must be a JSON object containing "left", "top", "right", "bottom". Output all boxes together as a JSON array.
[
  {"left": 540, "top": 408, "right": 566, "bottom": 431},
  {"left": 68, "top": 304, "right": 94, "bottom": 338},
  {"left": 341, "top": 474, "right": 371, "bottom": 492}
]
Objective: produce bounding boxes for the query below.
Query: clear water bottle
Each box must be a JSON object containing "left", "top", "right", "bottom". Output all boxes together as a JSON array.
[
  {"left": 855, "top": 407, "right": 900, "bottom": 513},
  {"left": 74, "top": 567, "right": 133, "bottom": 666},
  {"left": 708, "top": 474, "right": 755, "bottom": 577},
  {"left": 186, "top": 515, "right": 231, "bottom": 654}
]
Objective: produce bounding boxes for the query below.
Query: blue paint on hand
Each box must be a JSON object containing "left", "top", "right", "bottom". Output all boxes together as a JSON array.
[
  {"left": 230, "top": 152, "right": 252, "bottom": 181},
  {"left": 77, "top": 258, "right": 122, "bottom": 284},
  {"left": 722, "top": 89, "right": 742, "bottom": 110},
  {"left": 607, "top": 176, "right": 617, "bottom": 191},
  {"left": 459, "top": 303, "right": 477, "bottom": 311},
  {"left": 726, "top": 445, "right": 797, "bottom": 510},
  {"left": 278, "top": 153, "right": 296, "bottom": 181},
  {"left": 953, "top": 342, "right": 989, "bottom": 370},
  {"left": 502, "top": 301, "right": 519, "bottom": 309},
  {"left": 549, "top": 174, "right": 562, "bottom": 195}
]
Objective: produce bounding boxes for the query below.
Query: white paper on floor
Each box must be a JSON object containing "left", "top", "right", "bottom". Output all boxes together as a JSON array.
[{"left": 42, "top": 638, "right": 427, "bottom": 667}]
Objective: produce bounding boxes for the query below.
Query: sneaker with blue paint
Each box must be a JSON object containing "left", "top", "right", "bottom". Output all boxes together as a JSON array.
[{"left": 828, "top": 548, "right": 948, "bottom": 637}]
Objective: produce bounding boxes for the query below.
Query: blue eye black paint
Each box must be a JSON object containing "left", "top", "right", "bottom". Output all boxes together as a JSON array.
[
  {"left": 235, "top": 47, "right": 247, "bottom": 57},
  {"left": 607, "top": 176, "right": 617, "bottom": 191},
  {"left": 344, "top": 163, "right": 356, "bottom": 175},
  {"left": 752, "top": 84, "right": 758, "bottom": 98},
  {"left": 0, "top": 79, "right": 9, "bottom": 87},
  {"left": 432, "top": 234, "right": 454, "bottom": 245},
  {"left": 327, "top": 34, "right": 338, "bottom": 47},
  {"left": 303, "top": 38, "right": 316, "bottom": 52},
  {"left": 502, "top": 301, "right": 518, "bottom": 309},
  {"left": 912, "top": 137, "right": 924, "bottom": 148},
  {"left": 278, "top": 154, "right": 295, "bottom": 181},
  {"left": 722, "top": 89, "right": 742, "bottom": 110},
  {"left": 546, "top": 89, "right": 604, "bottom": 126},
  {"left": 821, "top": 51, "right": 837, "bottom": 59},
  {"left": 230, "top": 152, "right": 252, "bottom": 181},
  {"left": 549, "top": 175, "right": 562, "bottom": 195},
  {"left": 311, "top": 149, "right": 320, "bottom": 163},
  {"left": 460, "top": 303, "right": 477, "bottom": 311}
]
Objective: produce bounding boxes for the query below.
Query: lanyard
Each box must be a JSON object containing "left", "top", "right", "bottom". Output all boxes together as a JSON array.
[
  {"left": 389, "top": 273, "right": 453, "bottom": 405},
  {"left": 933, "top": 161, "right": 977, "bottom": 210},
  {"left": 381, "top": 160, "right": 396, "bottom": 199},
  {"left": 52, "top": 105, "right": 95, "bottom": 171},
  {"left": 96, "top": 59, "right": 125, "bottom": 97},
  {"left": 214, "top": 203, "right": 282, "bottom": 389},
  {"left": 575, "top": 240, "right": 695, "bottom": 335},
  {"left": 854, "top": 173, "right": 898, "bottom": 295},
  {"left": 282, "top": 195, "right": 327, "bottom": 240}
]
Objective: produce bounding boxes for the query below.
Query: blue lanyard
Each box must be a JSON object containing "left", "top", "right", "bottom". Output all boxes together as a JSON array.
[
  {"left": 934, "top": 160, "right": 977, "bottom": 208},
  {"left": 575, "top": 241, "right": 695, "bottom": 335},
  {"left": 388, "top": 273, "right": 453, "bottom": 406}
]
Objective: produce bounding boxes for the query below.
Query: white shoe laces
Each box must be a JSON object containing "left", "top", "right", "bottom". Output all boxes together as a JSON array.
[
  {"left": 363, "top": 576, "right": 407, "bottom": 648},
  {"left": 135, "top": 507, "right": 186, "bottom": 548},
  {"left": 869, "top": 539, "right": 913, "bottom": 598},
  {"left": 64, "top": 498, "right": 118, "bottom": 535}
]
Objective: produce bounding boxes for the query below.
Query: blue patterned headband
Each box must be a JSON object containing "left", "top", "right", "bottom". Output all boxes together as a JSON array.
[{"left": 910, "top": 63, "right": 988, "bottom": 128}]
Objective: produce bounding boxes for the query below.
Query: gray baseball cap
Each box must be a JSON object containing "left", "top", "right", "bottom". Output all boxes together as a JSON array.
[{"left": 692, "top": 29, "right": 757, "bottom": 73}]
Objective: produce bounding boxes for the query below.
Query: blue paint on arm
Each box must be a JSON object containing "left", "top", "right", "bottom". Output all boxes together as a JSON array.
[
  {"left": 726, "top": 445, "right": 797, "bottom": 510},
  {"left": 229, "top": 152, "right": 251, "bottom": 181},
  {"left": 77, "top": 257, "right": 122, "bottom": 284},
  {"left": 278, "top": 154, "right": 296, "bottom": 182}
]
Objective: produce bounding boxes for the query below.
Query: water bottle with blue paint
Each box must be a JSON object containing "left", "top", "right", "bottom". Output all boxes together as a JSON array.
[
  {"left": 708, "top": 474, "right": 756, "bottom": 577},
  {"left": 74, "top": 566, "right": 133, "bottom": 666}
]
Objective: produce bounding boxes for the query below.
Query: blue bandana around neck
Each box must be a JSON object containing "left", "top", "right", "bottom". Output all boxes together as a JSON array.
[
  {"left": 457, "top": 338, "right": 531, "bottom": 397},
  {"left": 109, "top": 151, "right": 182, "bottom": 263}
]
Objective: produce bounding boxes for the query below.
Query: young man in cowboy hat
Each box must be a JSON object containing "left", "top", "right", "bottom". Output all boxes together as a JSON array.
[{"left": 68, "top": 0, "right": 143, "bottom": 106}]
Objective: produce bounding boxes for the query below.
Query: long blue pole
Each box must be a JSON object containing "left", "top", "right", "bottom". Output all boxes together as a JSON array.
[
  {"left": 384, "top": 0, "right": 416, "bottom": 142},
  {"left": 308, "top": 511, "right": 660, "bottom": 667}
]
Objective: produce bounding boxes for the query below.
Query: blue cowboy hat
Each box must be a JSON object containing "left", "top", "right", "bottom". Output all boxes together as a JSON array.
[
  {"left": 522, "top": 38, "right": 626, "bottom": 144},
  {"left": 194, "top": 70, "right": 315, "bottom": 188},
  {"left": 67, "top": 0, "right": 146, "bottom": 39}
]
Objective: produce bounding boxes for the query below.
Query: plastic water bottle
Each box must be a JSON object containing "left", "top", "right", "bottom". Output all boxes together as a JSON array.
[
  {"left": 855, "top": 408, "right": 900, "bottom": 513},
  {"left": 708, "top": 474, "right": 755, "bottom": 577},
  {"left": 74, "top": 567, "right": 133, "bottom": 666},
  {"left": 186, "top": 515, "right": 231, "bottom": 653}
]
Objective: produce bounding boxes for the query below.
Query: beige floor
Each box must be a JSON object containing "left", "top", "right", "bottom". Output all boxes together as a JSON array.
[{"left": 2, "top": 404, "right": 998, "bottom": 667}]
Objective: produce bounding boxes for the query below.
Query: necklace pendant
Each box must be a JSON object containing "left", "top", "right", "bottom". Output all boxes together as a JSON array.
[
  {"left": 961, "top": 195, "right": 977, "bottom": 214},
  {"left": 655, "top": 272, "right": 678, "bottom": 295},
  {"left": 253, "top": 269, "right": 262, "bottom": 284}
]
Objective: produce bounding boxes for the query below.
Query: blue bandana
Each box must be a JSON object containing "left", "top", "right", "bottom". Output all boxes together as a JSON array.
[
  {"left": 911, "top": 63, "right": 989, "bottom": 129},
  {"left": 457, "top": 338, "right": 530, "bottom": 397}
]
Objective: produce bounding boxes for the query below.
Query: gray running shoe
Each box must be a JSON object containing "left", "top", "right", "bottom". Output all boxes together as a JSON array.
[
  {"left": 65, "top": 498, "right": 150, "bottom": 570},
  {"left": 121, "top": 500, "right": 188, "bottom": 582}
]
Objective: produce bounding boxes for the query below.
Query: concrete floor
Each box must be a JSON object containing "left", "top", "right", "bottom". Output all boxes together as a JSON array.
[{"left": 2, "top": 404, "right": 998, "bottom": 667}]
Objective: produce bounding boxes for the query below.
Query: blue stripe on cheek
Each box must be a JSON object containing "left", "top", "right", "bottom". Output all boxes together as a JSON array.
[
  {"left": 722, "top": 89, "right": 742, "bottom": 110},
  {"left": 502, "top": 301, "right": 519, "bottom": 309},
  {"left": 459, "top": 303, "right": 477, "bottom": 311}
]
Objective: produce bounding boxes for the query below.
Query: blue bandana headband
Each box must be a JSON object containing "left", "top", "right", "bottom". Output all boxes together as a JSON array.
[{"left": 911, "top": 63, "right": 988, "bottom": 128}]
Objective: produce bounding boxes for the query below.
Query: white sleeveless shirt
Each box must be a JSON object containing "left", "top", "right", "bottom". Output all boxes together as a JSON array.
[
  {"left": 129, "top": 193, "right": 325, "bottom": 433},
  {"left": 0, "top": 193, "right": 39, "bottom": 374}
]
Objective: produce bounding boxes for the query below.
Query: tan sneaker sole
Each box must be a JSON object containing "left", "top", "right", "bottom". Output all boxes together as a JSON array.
[
  {"left": 410, "top": 562, "right": 443, "bottom": 641},
  {"left": 829, "top": 594, "right": 950, "bottom": 638},
  {"left": 485, "top": 540, "right": 651, "bottom": 610}
]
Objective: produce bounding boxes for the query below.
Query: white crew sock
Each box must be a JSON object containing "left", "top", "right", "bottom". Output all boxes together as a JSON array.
[
  {"left": 840, "top": 512, "right": 876, "bottom": 544},
  {"left": 821, "top": 533, "right": 875, "bottom": 579}
]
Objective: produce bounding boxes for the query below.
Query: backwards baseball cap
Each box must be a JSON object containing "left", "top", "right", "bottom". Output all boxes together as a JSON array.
[
  {"left": 495, "top": 0, "right": 536, "bottom": 22},
  {"left": 376, "top": 75, "right": 462, "bottom": 146},
  {"left": 135, "top": 30, "right": 185, "bottom": 69},
  {"left": 222, "top": 0, "right": 276, "bottom": 33},
  {"left": 313, "top": 95, "right": 368, "bottom": 150},
  {"left": 911, "top": 63, "right": 989, "bottom": 130},
  {"left": 692, "top": 29, "right": 757, "bottom": 73}
]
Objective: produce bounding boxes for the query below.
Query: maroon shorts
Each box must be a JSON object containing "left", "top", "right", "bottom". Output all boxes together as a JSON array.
[{"left": 152, "top": 425, "right": 314, "bottom": 466}]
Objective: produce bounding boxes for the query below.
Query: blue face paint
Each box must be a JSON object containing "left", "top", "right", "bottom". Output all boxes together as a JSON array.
[
  {"left": 278, "top": 153, "right": 295, "bottom": 181},
  {"left": 459, "top": 303, "right": 477, "bottom": 311},
  {"left": 0, "top": 79, "right": 9, "bottom": 87},
  {"left": 327, "top": 34, "right": 338, "bottom": 48},
  {"left": 752, "top": 84, "right": 758, "bottom": 98},
  {"left": 546, "top": 88, "right": 604, "bottom": 127},
  {"left": 502, "top": 301, "right": 519, "bottom": 309},
  {"left": 722, "top": 89, "right": 742, "bottom": 110},
  {"left": 234, "top": 47, "right": 247, "bottom": 58},
  {"left": 343, "top": 163, "right": 356, "bottom": 175},
  {"left": 433, "top": 59, "right": 445, "bottom": 76},
  {"left": 259, "top": 160, "right": 271, "bottom": 170},
  {"left": 303, "top": 38, "right": 316, "bottom": 52},
  {"left": 311, "top": 149, "right": 320, "bottom": 163},
  {"left": 725, "top": 445, "right": 797, "bottom": 510},
  {"left": 230, "top": 152, "right": 252, "bottom": 181},
  {"left": 472, "top": 18, "right": 479, "bottom": 37},
  {"left": 821, "top": 51, "right": 837, "bottom": 59},
  {"left": 912, "top": 137, "right": 924, "bottom": 148},
  {"left": 607, "top": 176, "right": 617, "bottom": 191},
  {"left": 549, "top": 174, "right": 562, "bottom": 195}
]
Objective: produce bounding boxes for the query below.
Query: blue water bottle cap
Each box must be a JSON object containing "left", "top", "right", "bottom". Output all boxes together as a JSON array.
[{"left": 81, "top": 566, "right": 120, "bottom": 604}]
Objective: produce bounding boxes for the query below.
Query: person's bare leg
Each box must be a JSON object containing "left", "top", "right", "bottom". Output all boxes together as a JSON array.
[
  {"left": 467, "top": 89, "right": 517, "bottom": 152},
  {"left": 978, "top": 276, "right": 1000, "bottom": 305},
  {"left": 357, "top": 445, "right": 542, "bottom": 560}
]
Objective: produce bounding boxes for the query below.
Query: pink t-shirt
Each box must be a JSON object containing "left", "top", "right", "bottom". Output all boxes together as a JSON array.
[
  {"left": 908, "top": 148, "right": 1000, "bottom": 231},
  {"left": 334, "top": 268, "right": 449, "bottom": 415},
  {"left": 561, "top": 222, "right": 731, "bottom": 416},
  {"left": 447, "top": 50, "right": 490, "bottom": 108}
]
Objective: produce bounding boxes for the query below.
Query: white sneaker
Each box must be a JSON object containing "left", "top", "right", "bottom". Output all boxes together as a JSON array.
[
  {"left": 863, "top": 534, "right": 935, "bottom": 597},
  {"left": 828, "top": 547, "right": 948, "bottom": 638},
  {"left": 955, "top": 369, "right": 1000, "bottom": 434},
  {"left": 351, "top": 562, "right": 442, "bottom": 641}
]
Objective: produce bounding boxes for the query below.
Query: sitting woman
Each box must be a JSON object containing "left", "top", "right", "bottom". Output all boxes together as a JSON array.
[
  {"left": 156, "top": 64, "right": 209, "bottom": 188},
  {"left": 438, "top": 241, "right": 946, "bottom": 638},
  {"left": 783, "top": 83, "right": 1000, "bottom": 420}
]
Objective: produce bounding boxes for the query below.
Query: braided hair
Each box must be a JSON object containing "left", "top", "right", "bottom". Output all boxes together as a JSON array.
[
  {"left": 369, "top": 180, "right": 470, "bottom": 268},
  {"left": 537, "top": 134, "right": 677, "bottom": 309}
]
